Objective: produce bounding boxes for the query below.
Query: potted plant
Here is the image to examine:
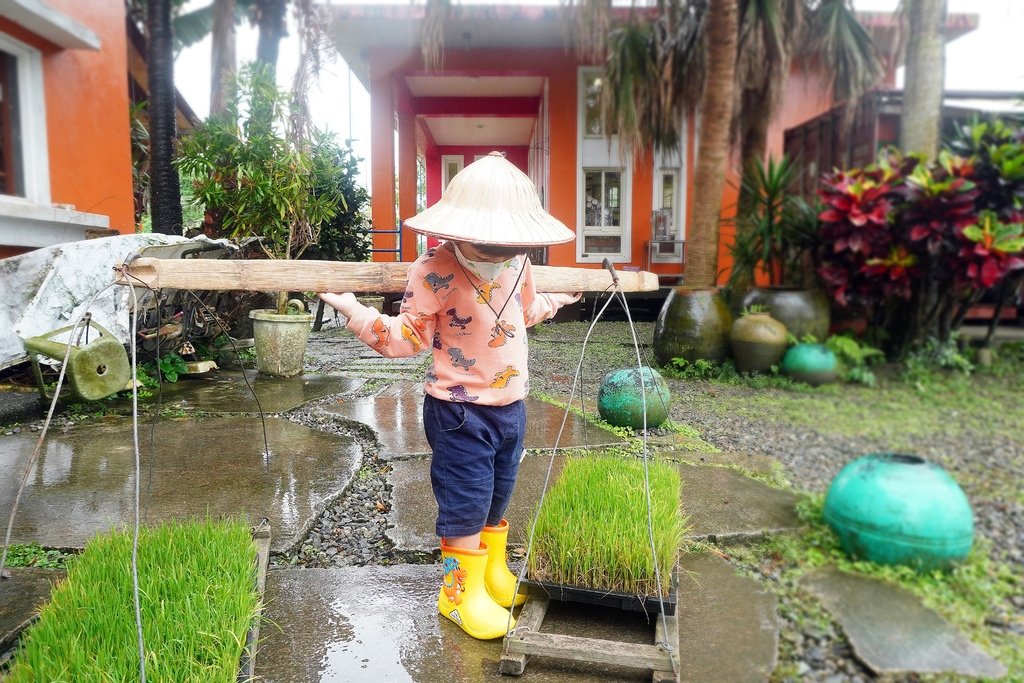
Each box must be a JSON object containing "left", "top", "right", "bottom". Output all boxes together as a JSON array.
[
  {"left": 527, "top": 455, "right": 683, "bottom": 613},
  {"left": 728, "top": 156, "right": 830, "bottom": 341},
  {"left": 176, "top": 63, "right": 342, "bottom": 376}
]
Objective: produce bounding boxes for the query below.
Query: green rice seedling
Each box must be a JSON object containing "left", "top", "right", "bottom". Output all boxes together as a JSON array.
[
  {"left": 6, "top": 518, "right": 260, "bottom": 683},
  {"left": 528, "top": 454, "right": 684, "bottom": 596}
]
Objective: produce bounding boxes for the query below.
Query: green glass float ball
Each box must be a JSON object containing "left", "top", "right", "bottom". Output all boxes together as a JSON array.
[
  {"left": 781, "top": 343, "right": 838, "bottom": 385},
  {"left": 824, "top": 453, "right": 974, "bottom": 571},
  {"left": 597, "top": 367, "right": 670, "bottom": 430}
]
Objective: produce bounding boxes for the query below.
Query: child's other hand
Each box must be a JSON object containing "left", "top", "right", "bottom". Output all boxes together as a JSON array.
[{"left": 319, "top": 292, "right": 359, "bottom": 316}]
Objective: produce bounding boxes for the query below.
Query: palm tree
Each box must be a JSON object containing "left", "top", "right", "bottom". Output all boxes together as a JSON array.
[
  {"left": 210, "top": 0, "right": 237, "bottom": 115},
  {"left": 147, "top": 0, "right": 183, "bottom": 235},
  {"left": 900, "top": 0, "right": 947, "bottom": 158},
  {"left": 687, "top": 0, "right": 739, "bottom": 287}
]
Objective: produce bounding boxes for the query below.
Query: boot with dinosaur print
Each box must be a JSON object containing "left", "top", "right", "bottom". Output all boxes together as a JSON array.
[{"left": 438, "top": 540, "right": 516, "bottom": 639}]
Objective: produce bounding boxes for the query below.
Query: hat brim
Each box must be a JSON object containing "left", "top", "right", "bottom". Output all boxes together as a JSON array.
[{"left": 404, "top": 204, "right": 576, "bottom": 247}]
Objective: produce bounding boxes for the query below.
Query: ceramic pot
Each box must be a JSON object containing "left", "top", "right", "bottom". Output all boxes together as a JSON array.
[
  {"left": 597, "top": 367, "right": 670, "bottom": 429},
  {"left": 729, "top": 313, "right": 788, "bottom": 373},
  {"left": 653, "top": 287, "right": 732, "bottom": 366},
  {"left": 824, "top": 453, "right": 974, "bottom": 571},
  {"left": 739, "top": 287, "right": 830, "bottom": 342},
  {"left": 249, "top": 304, "right": 314, "bottom": 377},
  {"left": 781, "top": 343, "right": 837, "bottom": 385}
]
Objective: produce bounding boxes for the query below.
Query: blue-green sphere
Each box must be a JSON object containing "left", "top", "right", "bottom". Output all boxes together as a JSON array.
[
  {"left": 824, "top": 453, "right": 974, "bottom": 571},
  {"left": 597, "top": 367, "right": 670, "bottom": 429},
  {"left": 781, "top": 343, "right": 838, "bottom": 385}
]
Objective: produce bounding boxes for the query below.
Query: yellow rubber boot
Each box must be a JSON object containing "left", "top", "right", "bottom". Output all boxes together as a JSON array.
[
  {"left": 437, "top": 541, "right": 516, "bottom": 640},
  {"left": 480, "top": 520, "right": 528, "bottom": 607}
]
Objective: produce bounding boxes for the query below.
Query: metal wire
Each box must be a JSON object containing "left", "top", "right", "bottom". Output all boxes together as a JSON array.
[{"left": 126, "top": 278, "right": 147, "bottom": 683}]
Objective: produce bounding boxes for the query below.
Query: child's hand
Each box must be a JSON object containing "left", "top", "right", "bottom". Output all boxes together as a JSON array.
[{"left": 319, "top": 292, "right": 359, "bottom": 317}]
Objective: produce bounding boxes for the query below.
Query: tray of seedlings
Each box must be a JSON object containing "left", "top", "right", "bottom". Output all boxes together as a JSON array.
[
  {"left": 1, "top": 518, "right": 270, "bottom": 683},
  {"left": 502, "top": 454, "right": 684, "bottom": 682}
]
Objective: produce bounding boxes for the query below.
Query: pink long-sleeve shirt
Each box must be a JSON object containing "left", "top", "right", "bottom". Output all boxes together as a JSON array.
[{"left": 345, "top": 244, "right": 575, "bottom": 406}]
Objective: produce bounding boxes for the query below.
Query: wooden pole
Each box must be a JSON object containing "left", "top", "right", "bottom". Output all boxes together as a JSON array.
[{"left": 114, "top": 258, "right": 661, "bottom": 293}]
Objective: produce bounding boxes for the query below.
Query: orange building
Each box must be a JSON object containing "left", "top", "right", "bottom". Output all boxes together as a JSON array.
[
  {"left": 332, "top": 4, "right": 975, "bottom": 284},
  {"left": 0, "top": 0, "right": 135, "bottom": 259}
]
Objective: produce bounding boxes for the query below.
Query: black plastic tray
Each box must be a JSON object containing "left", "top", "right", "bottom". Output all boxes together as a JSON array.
[{"left": 523, "top": 572, "right": 677, "bottom": 616}]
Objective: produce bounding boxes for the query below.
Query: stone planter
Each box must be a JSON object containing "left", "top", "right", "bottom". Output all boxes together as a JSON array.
[
  {"left": 729, "top": 313, "right": 788, "bottom": 373},
  {"left": 597, "top": 367, "right": 670, "bottom": 429},
  {"left": 781, "top": 343, "right": 838, "bottom": 385},
  {"left": 653, "top": 287, "right": 733, "bottom": 366},
  {"left": 739, "top": 286, "right": 830, "bottom": 342},
  {"left": 824, "top": 453, "right": 974, "bottom": 570},
  {"left": 249, "top": 304, "right": 314, "bottom": 377}
]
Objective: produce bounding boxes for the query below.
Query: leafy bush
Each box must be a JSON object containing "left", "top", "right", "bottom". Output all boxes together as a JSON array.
[
  {"left": 825, "top": 334, "right": 884, "bottom": 386},
  {"left": 816, "top": 127, "right": 1024, "bottom": 357}
]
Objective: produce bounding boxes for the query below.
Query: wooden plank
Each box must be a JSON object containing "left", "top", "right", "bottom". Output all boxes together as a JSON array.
[
  {"left": 238, "top": 520, "right": 271, "bottom": 682},
  {"left": 652, "top": 610, "right": 680, "bottom": 683},
  {"left": 504, "top": 630, "right": 675, "bottom": 672},
  {"left": 499, "top": 592, "right": 551, "bottom": 676},
  {"left": 114, "top": 258, "right": 660, "bottom": 294}
]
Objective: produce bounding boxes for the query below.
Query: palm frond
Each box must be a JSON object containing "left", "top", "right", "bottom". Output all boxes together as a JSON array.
[
  {"left": 422, "top": 0, "right": 450, "bottom": 73},
  {"left": 809, "top": 0, "right": 883, "bottom": 107}
]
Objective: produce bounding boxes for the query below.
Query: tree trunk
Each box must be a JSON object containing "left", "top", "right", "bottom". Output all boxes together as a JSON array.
[
  {"left": 210, "top": 0, "right": 237, "bottom": 115},
  {"left": 686, "top": 0, "right": 739, "bottom": 287},
  {"left": 900, "top": 0, "right": 947, "bottom": 158},
  {"left": 256, "top": 0, "right": 289, "bottom": 69},
  {"left": 147, "top": 0, "right": 183, "bottom": 235}
]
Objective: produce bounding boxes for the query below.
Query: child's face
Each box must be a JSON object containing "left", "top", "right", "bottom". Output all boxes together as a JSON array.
[{"left": 453, "top": 241, "right": 526, "bottom": 263}]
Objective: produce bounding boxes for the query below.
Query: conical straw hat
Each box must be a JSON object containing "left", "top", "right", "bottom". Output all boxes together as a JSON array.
[{"left": 404, "top": 151, "right": 575, "bottom": 246}]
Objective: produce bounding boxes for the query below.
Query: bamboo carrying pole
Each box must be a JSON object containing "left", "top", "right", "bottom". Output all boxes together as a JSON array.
[{"left": 114, "top": 258, "right": 660, "bottom": 293}]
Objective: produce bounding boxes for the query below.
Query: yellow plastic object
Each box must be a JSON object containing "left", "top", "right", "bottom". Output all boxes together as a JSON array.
[
  {"left": 22, "top": 321, "right": 131, "bottom": 402},
  {"left": 437, "top": 541, "right": 515, "bottom": 640},
  {"left": 481, "top": 520, "right": 527, "bottom": 608}
]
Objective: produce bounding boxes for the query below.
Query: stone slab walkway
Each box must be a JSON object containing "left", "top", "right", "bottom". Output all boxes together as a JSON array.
[
  {"left": 677, "top": 552, "right": 779, "bottom": 682},
  {"left": 257, "top": 565, "right": 659, "bottom": 682},
  {"left": 678, "top": 463, "right": 801, "bottom": 542},
  {"left": 0, "top": 567, "right": 64, "bottom": 652},
  {"left": 0, "top": 416, "right": 359, "bottom": 552},
  {"left": 321, "top": 382, "right": 622, "bottom": 459},
  {"left": 108, "top": 371, "right": 364, "bottom": 414},
  {"left": 801, "top": 566, "right": 1008, "bottom": 678}
]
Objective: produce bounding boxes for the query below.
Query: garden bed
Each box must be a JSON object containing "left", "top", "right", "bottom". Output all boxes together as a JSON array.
[{"left": 3, "top": 519, "right": 267, "bottom": 682}]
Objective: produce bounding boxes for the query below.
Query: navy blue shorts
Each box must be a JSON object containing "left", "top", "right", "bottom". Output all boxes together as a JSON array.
[{"left": 423, "top": 393, "right": 526, "bottom": 538}]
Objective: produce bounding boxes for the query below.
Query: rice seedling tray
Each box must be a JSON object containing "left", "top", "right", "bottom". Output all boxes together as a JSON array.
[{"left": 523, "top": 569, "right": 678, "bottom": 616}]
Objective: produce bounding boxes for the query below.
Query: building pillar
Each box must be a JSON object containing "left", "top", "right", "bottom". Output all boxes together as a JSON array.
[
  {"left": 398, "top": 110, "right": 418, "bottom": 262},
  {"left": 370, "top": 73, "right": 396, "bottom": 262}
]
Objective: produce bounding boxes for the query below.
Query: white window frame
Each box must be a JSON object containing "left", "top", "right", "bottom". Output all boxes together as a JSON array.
[
  {"left": 577, "top": 67, "right": 630, "bottom": 263},
  {"left": 651, "top": 168, "right": 683, "bottom": 262},
  {"left": 0, "top": 32, "right": 50, "bottom": 204},
  {"left": 579, "top": 166, "right": 629, "bottom": 262},
  {"left": 441, "top": 155, "right": 463, "bottom": 191}
]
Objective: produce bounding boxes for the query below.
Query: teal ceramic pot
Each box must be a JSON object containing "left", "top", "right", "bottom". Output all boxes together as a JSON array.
[
  {"left": 729, "top": 313, "right": 788, "bottom": 373},
  {"left": 781, "top": 343, "right": 837, "bottom": 385},
  {"left": 739, "top": 287, "right": 830, "bottom": 342},
  {"left": 597, "top": 367, "right": 670, "bottom": 429},
  {"left": 824, "top": 453, "right": 974, "bottom": 571},
  {"left": 653, "top": 287, "right": 733, "bottom": 366}
]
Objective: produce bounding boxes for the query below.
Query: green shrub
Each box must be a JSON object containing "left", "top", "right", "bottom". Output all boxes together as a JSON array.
[
  {"left": 6, "top": 519, "right": 260, "bottom": 682},
  {"left": 528, "top": 455, "right": 683, "bottom": 595}
]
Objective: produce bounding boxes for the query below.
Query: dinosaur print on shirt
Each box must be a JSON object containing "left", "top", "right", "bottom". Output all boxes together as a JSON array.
[
  {"left": 448, "top": 347, "right": 476, "bottom": 371},
  {"left": 424, "top": 272, "right": 454, "bottom": 293}
]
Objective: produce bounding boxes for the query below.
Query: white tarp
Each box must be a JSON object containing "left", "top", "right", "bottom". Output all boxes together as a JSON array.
[{"left": 0, "top": 234, "right": 234, "bottom": 371}]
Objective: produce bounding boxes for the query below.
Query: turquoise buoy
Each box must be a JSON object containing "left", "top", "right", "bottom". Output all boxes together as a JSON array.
[
  {"left": 781, "top": 343, "right": 838, "bottom": 385},
  {"left": 597, "top": 367, "right": 670, "bottom": 429},
  {"left": 824, "top": 453, "right": 974, "bottom": 571}
]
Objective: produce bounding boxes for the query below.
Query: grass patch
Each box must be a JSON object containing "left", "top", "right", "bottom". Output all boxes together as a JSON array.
[
  {"left": 6, "top": 519, "right": 260, "bottom": 682},
  {"left": 2, "top": 543, "right": 73, "bottom": 569},
  {"left": 728, "top": 496, "right": 1022, "bottom": 678},
  {"left": 528, "top": 454, "right": 685, "bottom": 596}
]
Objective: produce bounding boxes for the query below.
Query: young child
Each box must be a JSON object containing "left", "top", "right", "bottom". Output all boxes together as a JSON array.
[{"left": 319, "top": 152, "right": 578, "bottom": 640}]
